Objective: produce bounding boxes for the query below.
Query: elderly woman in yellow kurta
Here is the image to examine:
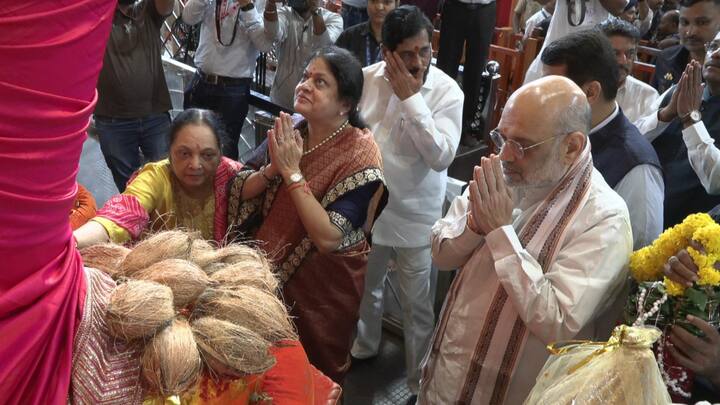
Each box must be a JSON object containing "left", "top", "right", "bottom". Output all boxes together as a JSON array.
[{"left": 74, "top": 109, "right": 242, "bottom": 248}]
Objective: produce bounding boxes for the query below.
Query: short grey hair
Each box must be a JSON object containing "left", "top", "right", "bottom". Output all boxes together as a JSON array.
[{"left": 555, "top": 96, "right": 591, "bottom": 137}]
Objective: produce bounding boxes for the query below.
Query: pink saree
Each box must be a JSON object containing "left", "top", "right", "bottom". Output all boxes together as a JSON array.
[{"left": 0, "top": 1, "right": 114, "bottom": 404}]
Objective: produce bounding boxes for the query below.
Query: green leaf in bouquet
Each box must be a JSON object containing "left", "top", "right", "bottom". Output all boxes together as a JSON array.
[{"left": 684, "top": 287, "right": 708, "bottom": 310}]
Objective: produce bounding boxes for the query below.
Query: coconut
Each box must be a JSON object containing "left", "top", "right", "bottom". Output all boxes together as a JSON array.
[
  {"left": 194, "top": 286, "right": 296, "bottom": 342},
  {"left": 203, "top": 262, "right": 228, "bottom": 277},
  {"left": 79, "top": 243, "right": 131, "bottom": 278},
  {"left": 194, "top": 244, "right": 266, "bottom": 275},
  {"left": 133, "top": 259, "right": 210, "bottom": 309},
  {"left": 192, "top": 317, "right": 275, "bottom": 376},
  {"left": 188, "top": 238, "right": 216, "bottom": 269},
  {"left": 214, "top": 244, "right": 266, "bottom": 265},
  {"left": 141, "top": 319, "right": 202, "bottom": 396},
  {"left": 118, "top": 230, "right": 196, "bottom": 277},
  {"left": 105, "top": 280, "right": 175, "bottom": 341},
  {"left": 210, "top": 261, "right": 278, "bottom": 293}
]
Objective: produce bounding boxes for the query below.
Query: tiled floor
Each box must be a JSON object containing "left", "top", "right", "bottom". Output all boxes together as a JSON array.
[{"left": 343, "top": 332, "right": 412, "bottom": 405}]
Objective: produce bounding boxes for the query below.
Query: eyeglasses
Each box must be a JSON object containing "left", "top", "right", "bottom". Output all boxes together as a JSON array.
[
  {"left": 489, "top": 129, "right": 565, "bottom": 159},
  {"left": 706, "top": 41, "right": 720, "bottom": 56}
]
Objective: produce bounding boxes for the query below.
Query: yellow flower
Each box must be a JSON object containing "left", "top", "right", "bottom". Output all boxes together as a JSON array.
[
  {"left": 664, "top": 277, "right": 686, "bottom": 296},
  {"left": 629, "top": 213, "right": 718, "bottom": 283},
  {"left": 694, "top": 223, "right": 720, "bottom": 254},
  {"left": 698, "top": 266, "right": 720, "bottom": 286},
  {"left": 682, "top": 214, "right": 714, "bottom": 238},
  {"left": 688, "top": 247, "right": 710, "bottom": 269}
]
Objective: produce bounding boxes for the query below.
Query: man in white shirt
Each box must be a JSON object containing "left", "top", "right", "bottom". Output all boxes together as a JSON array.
[
  {"left": 542, "top": 29, "right": 663, "bottom": 248},
  {"left": 183, "top": 0, "right": 275, "bottom": 159},
  {"left": 524, "top": 0, "right": 629, "bottom": 83},
  {"left": 418, "top": 76, "right": 632, "bottom": 405},
  {"left": 599, "top": 19, "right": 660, "bottom": 125},
  {"left": 264, "top": 0, "right": 343, "bottom": 109},
  {"left": 352, "top": 6, "right": 463, "bottom": 403}
]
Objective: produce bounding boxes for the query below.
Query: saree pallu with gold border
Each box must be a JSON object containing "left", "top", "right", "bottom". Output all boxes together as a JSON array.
[{"left": 228, "top": 126, "right": 387, "bottom": 383}]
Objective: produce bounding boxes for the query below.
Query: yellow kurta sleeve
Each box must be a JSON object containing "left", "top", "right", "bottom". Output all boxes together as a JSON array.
[
  {"left": 92, "top": 216, "right": 132, "bottom": 244},
  {"left": 123, "top": 159, "right": 173, "bottom": 213},
  {"left": 95, "top": 160, "right": 174, "bottom": 244}
]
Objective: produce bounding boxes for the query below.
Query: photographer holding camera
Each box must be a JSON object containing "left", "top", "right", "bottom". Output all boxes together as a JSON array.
[
  {"left": 95, "top": 0, "right": 175, "bottom": 192},
  {"left": 182, "top": 0, "right": 276, "bottom": 160},
  {"left": 264, "top": 0, "right": 344, "bottom": 109}
]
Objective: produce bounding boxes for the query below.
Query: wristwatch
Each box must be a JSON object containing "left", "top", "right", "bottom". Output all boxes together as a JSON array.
[
  {"left": 681, "top": 110, "right": 702, "bottom": 127},
  {"left": 240, "top": 2, "right": 255, "bottom": 11},
  {"left": 286, "top": 172, "right": 304, "bottom": 185}
]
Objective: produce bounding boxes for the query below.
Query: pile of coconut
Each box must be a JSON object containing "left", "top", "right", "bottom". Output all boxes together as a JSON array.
[{"left": 80, "top": 230, "right": 296, "bottom": 397}]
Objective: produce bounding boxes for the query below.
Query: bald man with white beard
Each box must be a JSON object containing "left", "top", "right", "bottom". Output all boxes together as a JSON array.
[{"left": 418, "top": 76, "right": 633, "bottom": 405}]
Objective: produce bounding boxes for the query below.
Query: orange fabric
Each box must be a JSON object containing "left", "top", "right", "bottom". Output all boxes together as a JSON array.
[
  {"left": 177, "top": 374, "right": 264, "bottom": 404},
  {"left": 147, "top": 341, "right": 338, "bottom": 404},
  {"left": 70, "top": 184, "right": 97, "bottom": 230},
  {"left": 262, "top": 341, "right": 315, "bottom": 404},
  {"left": 309, "top": 365, "right": 342, "bottom": 405}
]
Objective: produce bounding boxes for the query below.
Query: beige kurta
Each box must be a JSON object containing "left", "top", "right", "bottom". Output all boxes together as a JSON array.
[{"left": 418, "top": 168, "right": 633, "bottom": 405}]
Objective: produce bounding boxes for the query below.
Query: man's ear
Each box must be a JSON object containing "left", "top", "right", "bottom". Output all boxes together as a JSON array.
[
  {"left": 563, "top": 131, "right": 586, "bottom": 164},
  {"left": 582, "top": 81, "right": 603, "bottom": 104}
]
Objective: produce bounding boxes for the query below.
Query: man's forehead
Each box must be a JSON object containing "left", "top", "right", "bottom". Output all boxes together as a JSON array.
[
  {"left": 397, "top": 31, "right": 430, "bottom": 49},
  {"left": 609, "top": 35, "right": 635, "bottom": 48},
  {"left": 680, "top": 1, "right": 720, "bottom": 17},
  {"left": 541, "top": 63, "right": 567, "bottom": 77},
  {"left": 499, "top": 102, "right": 551, "bottom": 141}
]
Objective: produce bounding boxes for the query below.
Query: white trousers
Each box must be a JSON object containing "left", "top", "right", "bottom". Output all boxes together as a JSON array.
[{"left": 352, "top": 244, "right": 435, "bottom": 394}]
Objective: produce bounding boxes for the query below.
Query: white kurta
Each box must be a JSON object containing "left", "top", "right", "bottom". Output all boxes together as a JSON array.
[
  {"left": 635, "top": 85, "right": 673, "bottom": 138},
  {"left": 684, "top": 121, "right": 720, "bottom": 195},
  {"left": 359, "top": 63, "right": 464, "bottom": 248},
  {"left": 617, "top": 75, "right": 659, "bottom": 127},
  {"left": 419, "top": 169, "right": 633, "bottom": 404}
]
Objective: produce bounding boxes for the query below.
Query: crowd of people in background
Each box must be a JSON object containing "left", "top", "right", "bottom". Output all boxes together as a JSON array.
[{"left": 5, "top": 0, "right": 720, "bottom": 403}]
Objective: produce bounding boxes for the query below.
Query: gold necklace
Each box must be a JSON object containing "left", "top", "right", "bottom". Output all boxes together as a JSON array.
[{"left": 303, "top": 120, "right": 349, "bottom": 156}]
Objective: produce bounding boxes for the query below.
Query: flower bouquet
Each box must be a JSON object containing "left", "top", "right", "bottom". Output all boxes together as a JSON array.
[{"left": 624, "top": 213, "right": 720, "bottom": 401}]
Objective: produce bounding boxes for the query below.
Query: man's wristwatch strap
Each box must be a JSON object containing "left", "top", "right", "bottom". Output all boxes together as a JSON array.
[{"left": 681, "top": 110, "right": 702, "bottom": 127}]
